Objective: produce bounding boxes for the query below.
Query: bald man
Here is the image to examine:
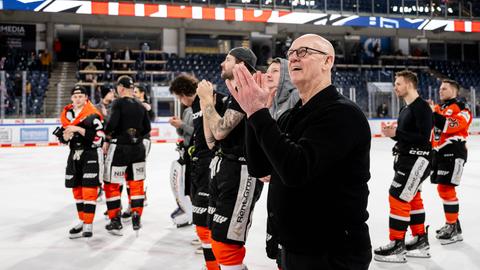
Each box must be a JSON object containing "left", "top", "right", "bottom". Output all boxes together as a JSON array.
[{"left": 228, "top": 34, "right": 372, "bottom": 269}]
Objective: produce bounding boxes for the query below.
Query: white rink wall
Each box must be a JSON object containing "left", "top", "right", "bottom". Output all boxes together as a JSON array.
[
  {"left": 0, "top": 117, "right": 179, "bottom": 147},
  {"left": 1, "top": 118, "right": 479, "bottom": 146}
]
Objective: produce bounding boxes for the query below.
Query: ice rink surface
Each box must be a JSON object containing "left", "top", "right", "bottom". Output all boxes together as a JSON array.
[{"left": 1, "top": 137, "right": 479, "bottom": 270}]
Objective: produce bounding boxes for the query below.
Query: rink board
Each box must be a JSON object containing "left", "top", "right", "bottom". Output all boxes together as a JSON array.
[{"left": 0, "top": 118, "right": 479, "bottom": 147}]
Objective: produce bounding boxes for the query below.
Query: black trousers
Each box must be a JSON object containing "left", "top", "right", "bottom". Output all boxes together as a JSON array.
[{"left": 281, "top": 248, "right": 372, "bottom": 270}]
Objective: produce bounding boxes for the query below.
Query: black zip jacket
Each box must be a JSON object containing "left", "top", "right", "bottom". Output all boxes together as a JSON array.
[{"left": 246, "top": 85, "right": 372, "bottom": 254}]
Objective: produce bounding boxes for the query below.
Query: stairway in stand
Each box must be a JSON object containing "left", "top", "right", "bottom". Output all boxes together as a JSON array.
[{"left": 44, "top": 62, "right": 78, "bottom": 118}]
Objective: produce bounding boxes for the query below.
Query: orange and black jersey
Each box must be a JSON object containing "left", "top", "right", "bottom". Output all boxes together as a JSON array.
[
  {"left": 431, "top": 98, "right": 472, "bottom": 150},
  {"left": 60, "top": 101, "right": 104, "bottom": 150},
  {"left": 392, "top": 97, "right": 433, "bottom": 153}
]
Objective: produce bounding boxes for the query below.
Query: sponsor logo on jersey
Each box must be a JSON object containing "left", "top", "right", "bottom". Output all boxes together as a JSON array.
[
  {"left": 208, "top": 206, "right": 216, "bottom": 214},
  {"left": 135, "top": 167, "right": 144, "bottom": 174},
  {"left": 192, "top": 206, "right": 208, "bottom": 214},
  {"left": 87, "top": 160, "right": 97, "bottom": 164},
  {"left": 192, "top": 111, "right": 203, "bottom": 120},
  {"left": 113, "top": 171, "right": 125, "bottom": 178},
  {"left": 236, "top": 177, "right": 253, "bottom": 223},
  {"left": 213, "top": 214, "right": 228, "bottom": 224},
  {"left": 198, "top": 192, "right": 210, "bottom": 197},
  {"left": 409, "top": 150, "right": 430, "bottom": 156},
  {"left": 65, "top": 174, "right": 74, "bottom": 180},
  {"left": 448, "top": 118, "right": 459, "bottom": 128},
  {"left": 445, "top": 109, "right": 453, "bottom": 116},
  {"left": 83, "top": 173, "right": 98, "bottom": 178},
  {"left": 438, "top": 170, "right": 449, "bottom": 176},
  {"left": 391, "top": 180, "right": 402, "bottom": 188}
]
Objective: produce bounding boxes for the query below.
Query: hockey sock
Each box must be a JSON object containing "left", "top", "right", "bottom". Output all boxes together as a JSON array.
[
  {"left": 128, "top": 180, "right": 145, "bottom": 216},
  {"left": 438, "top": 184, "right": 459, "bottom": 224},
  {"left": 196, "top": 226, "right": 219, "bottom": 270},
  {"left": 211, "top": 239, "right": 245, "bottom": 269},
  {"left": 82, "top": 186, "right": 98, "bottom": 224},
  {"left": 389, "top": 195, "right": 410, "bottom": 240},
  {"left": 104, "top": 182, "right": 122, "bottom": 219},
  {"left": 409, "top": 192, "right": 426, "bottom": 236},
  {"left": 72, "top": 187, "right": 84, "bottom": 221}
]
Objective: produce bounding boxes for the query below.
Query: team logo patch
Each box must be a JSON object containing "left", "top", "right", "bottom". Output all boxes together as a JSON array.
[{"left": 213, "top": 214, "right": 228, "bottom": 224}]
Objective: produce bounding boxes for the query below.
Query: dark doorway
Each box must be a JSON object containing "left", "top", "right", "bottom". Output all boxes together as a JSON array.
[{"left": 55, "top": 24, "right": 80, "bottom": 62}]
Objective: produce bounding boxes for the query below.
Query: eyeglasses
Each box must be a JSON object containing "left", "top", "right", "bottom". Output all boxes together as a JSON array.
[{"left": 286, "top": 47, "right": 328, "bottom": 60}]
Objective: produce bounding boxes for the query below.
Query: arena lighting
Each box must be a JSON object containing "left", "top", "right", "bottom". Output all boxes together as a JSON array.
[{"left": 392, "top": 5, "right": 452, "bottom": 14}]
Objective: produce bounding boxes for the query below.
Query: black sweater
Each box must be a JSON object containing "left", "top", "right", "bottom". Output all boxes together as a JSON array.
[
  {"left": 105, "top": 97, "right": 151, "bottom": 144},
  {"left": 246, "top": 85, "right": 372, "bottom": 254},
  {"left": 392, "top": 97, "right": 433, "bottom": 153}
]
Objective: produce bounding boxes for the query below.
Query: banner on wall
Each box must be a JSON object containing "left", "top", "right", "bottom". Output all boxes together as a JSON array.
[
  {"left": 360, "top": 36, "right": 391, "bottom": 59},
  {"left": 2, "top": 1, "right": 479, "bottom": 33},
  {"left": 0, "top": 23, "right": 36, "bottom": 54}
]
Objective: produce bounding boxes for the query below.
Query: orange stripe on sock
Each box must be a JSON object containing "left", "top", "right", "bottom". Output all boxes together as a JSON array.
[
  {"left": 129, "top": 180, "right": 144, "bottom": 216},
  {"left": 211, "top": 239, "right": 245, "bottom": 266}
]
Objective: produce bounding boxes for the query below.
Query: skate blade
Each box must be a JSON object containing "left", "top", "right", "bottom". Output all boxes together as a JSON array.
[
  {"left": 439, "top": 235, "right": 463, "bottom": 245},
  {"left": 175, "top": 222, "right": 192, "bottom": 228},
  {"left": 69, "top": 233, "right": 83, "bottom": 239},
  {"left": 191, "top": 239, "right": 201, "bottom": 246},
  {"left": 406, "top": 249, "right": 431, "bottom": 258},
  {"left": 122, "top": 218, "right": 132, "bottom": 223},
  {"left": 374, "top": 254, "right": 407, "bottom": 263},
  {"left": 107, "top": 230, "right": 123, "bottom": 236}
]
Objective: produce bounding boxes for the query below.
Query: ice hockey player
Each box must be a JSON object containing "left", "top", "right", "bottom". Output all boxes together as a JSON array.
[
  {"left": 56, "top": 85, "right": 105, "bottom": 239},
  {"left": 170, "top": 74, "right": 228, "bottom": 269},
  {"left": 197, "top": 47, "right": 264, "bottom": 270},
  {"left": 430, "top": 79, "right": 472, "bottom": 244},
  {"left": 103, "top": 75, "right": 151, "bottom": 236},
  {"left": 375, "top": 70, "right": 433, "bottom": 263}
]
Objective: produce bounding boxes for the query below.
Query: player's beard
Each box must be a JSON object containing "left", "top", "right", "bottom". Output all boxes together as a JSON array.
[{"left": 221, "top": 69, "right": 233, "bottom": 80}]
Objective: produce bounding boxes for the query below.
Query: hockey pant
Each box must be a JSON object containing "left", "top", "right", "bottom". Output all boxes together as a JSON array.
[
  {"left": 388, "top": 154, "right": 431, "bottom": 240},
  {"left": 191, "top": 156, "right": 213, "bottom": 227},
  {"left": 431, "top": 144, "right": 467, "bottom": 186},
  {"left": 196, "top": 226, "right": 219, "bottom": 270},
  {"left": 65, "top": 148, "right": 103, "bottom": 188},
  {"left": 170, "top": 159, "right": 192, "bottom": 224},
  {"left": 208, "top": 156, "right": 263, "bottom": 268},
  {"left": 104, "top": 143, "right": 146, "bottom": 219}
]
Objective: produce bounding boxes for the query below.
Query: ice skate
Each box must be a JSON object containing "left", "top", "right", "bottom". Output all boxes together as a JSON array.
[
  {"left": 406, "top": 226, "right": 430, "bottom": 258},
  {"left": 132, "top": 212, "right": 141, "bottom": 237},
  {"left": 121, "top": 206, "right": 132, "bottom": 223},
  {"left": 374, "top": 239, "right": 407, "bottom": 263},
  {"left": 105, "top": 216, "right": 123, "bottom": 236},
  {"left": 82, "top": 223, "right": 93, "bottom": 238},
  {"left": 172, "top": 212, "right": 192, "bottom": 228},
  {"left": 191, "top": 238, "right": 201, "bottom": 246},
  {"left": 436, "top": 221, "right": 463, "bottom": 245},
  {"left": 170, "top": 207, "right": 184, "bottom": 219},
  {"left": 69, "top": 222, "right": 84, "bottom": 239}
]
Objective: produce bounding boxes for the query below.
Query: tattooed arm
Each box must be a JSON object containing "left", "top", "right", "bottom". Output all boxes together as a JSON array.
[
  {"left": 200, "top": 97, "right": 245, "bottom": 141},
  {"left": 202, "top": 109, "right": 216, "bottom": 149},
  {"left": 197, "top": 79, "right": 245, "bottom": 141}
]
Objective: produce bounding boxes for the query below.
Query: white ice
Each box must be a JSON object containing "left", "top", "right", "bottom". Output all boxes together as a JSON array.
[{"left": 1, "top": 137, "right": 479, "bottom": 270}]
